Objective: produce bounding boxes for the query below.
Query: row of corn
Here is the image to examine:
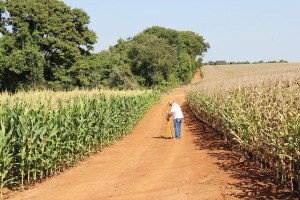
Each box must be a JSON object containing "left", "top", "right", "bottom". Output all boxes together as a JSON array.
[
  {"left": 187, "top": 69, "right": 300, "bottom": 190},
  {"left": 0, "top": 90, "right": 160, "bottom": 197}
]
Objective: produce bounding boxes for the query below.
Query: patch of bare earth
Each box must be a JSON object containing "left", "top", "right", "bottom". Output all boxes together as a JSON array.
[{"left": 7, "top": 70, "right": 299, "bottom": 200}]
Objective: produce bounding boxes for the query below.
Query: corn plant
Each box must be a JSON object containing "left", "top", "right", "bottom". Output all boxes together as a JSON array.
[
  {"left": 187, "top": 63, "right": 300, "bottom": 190},
  {"left": 0, "top": 89, "right": 160, "bottom": 196}
]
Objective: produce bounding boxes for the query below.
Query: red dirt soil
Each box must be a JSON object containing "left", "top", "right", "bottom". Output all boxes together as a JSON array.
[{"left": 7, "top": 70, "right": 299, "bottom": 200}]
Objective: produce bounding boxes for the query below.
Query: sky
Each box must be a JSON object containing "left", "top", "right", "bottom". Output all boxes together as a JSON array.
[{"left": 62, "top": 0, "right": 300, "bottom": 63}]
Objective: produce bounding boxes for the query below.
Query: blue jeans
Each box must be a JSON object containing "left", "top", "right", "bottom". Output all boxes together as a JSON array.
[{"left": 173, "top": 118, "right": 183, "bottom": 139}]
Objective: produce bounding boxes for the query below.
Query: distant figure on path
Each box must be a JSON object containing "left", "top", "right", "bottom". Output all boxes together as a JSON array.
[{"left": 167, "top": 100, "right": 184, "bottom": 139}]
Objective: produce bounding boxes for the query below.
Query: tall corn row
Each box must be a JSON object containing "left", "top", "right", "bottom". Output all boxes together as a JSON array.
[
  {"left": 187, "top": 77, "right": 300, "bottom": 190},
  {"left": 0, "top": 91, "right": 159, "bottom": 197}
]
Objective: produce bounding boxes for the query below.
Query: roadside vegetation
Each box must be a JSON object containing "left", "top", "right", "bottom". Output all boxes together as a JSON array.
[
  {"left": 204, "top": 59, "right": 288, "bottom": 66},
  {"left": 1, "top": 0, "right": 299, "bottom": 198},
  {"left": 187, "top": 63, "right": 300, "bottom": 191},
  {"left": 0, "top": 0, "right": 209, "bottom": 92},
  {"left": 0, "top": 0, "right": 210, "bottom": 197},
  {"left": 0, "top": 89, "right": 160, "bottom": 197}
]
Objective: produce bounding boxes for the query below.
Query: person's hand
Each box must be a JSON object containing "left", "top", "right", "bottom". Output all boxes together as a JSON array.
[{"left": 166, "top": 113, "right": 171, "bottom": 120}]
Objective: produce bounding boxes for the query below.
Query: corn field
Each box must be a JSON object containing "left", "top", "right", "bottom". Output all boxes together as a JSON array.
[
  {"left": 0, "top": 89, "right": 160, "bottom": 197},
  {"left": 187, "top": 63, "right": 300, "bottom": 190}
]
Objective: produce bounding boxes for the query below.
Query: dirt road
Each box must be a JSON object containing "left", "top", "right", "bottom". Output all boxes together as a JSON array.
[{"left": 8, "top": 71, "right": 298, "bottom": 200}]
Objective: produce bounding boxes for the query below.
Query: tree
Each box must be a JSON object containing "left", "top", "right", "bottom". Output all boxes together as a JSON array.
[
  {"left": 143, "top": 26, "right": 179, "bottom": 46},
  {"left": 142, "top": 26, "right": 210, "bottom": 83},
  {"left": 0, "top": 35, "right": 46, "bottom": 91},
  {"left": 178, "top": 31, "right": 209, "bottom": 58},
  {"left": 177, "top": 53, "right": 193, "bottom": 84},
  {"left": 143, "top": 26, "right": 210, "bottom": 60},
  {"left": 0, "top": 0, "right": 97, "bottom": 91},
  {"left": 88, "top": 39, "right": 139, "bottom": 90},
  {"left": 128, "top": 34, "right": 179, "bottom": 87}
]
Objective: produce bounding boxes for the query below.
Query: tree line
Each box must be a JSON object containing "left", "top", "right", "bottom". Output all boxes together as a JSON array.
[
  {"left": 204, "top": 59, "right": 288, "bottom": 66},
  {"left": 0, "top": 0, "right": 209, "bottom": 92}
]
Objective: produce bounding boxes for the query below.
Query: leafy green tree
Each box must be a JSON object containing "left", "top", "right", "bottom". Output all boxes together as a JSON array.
[
  {"left": 88, "top": 39, "right": 139, "bottom": 90},
  {"left": 128, "top": 34, "right": 179, "bottom": 87},
  {"left": 0, "top": 0, "right": 96, "bottom": 91},
  {"left": 143, "top": 26, "right": 210, "bottom": 60},
  {"left": 0, "top": 35, "right": 45, "bottom": 91},
  {"left": 215, "top": 60, "right": 227, "bottom": 65},
  {"left": 279, "top": 59, "right": 288, "bottom": 63},
  {"left": 88, "top": 38, "right": 142, "bottom": 90},
  {"left": 107, "top": 40, "right": 139, "bottom": 89},
  {"left": 143, "top": 26, "right": 179, "bottom": 46},
  {"left": 195, "top": 56, "right": 203, "bottom": 67},
  {"left": 178, "top": 31, "right": 209, "bottom": 58},
  {"left": 142, "top": 26, "right": 209, "bottom": 84},
  {"left": 177, "top": 53, "right": 193, "bottom": 84},
  {"left": 89, "top": 27, "right": 210, "bottom": 89},
  {"left": 87, "top": 51, "right": 112, "bottom": 88}
]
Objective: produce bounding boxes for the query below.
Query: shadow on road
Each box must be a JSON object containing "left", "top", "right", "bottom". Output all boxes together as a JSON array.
[
  {"left": 183, "top": 103, "right": 300, "bottom": 200},
  {"left": 151, "top": 136, "right": 173, "bottom": 140}
]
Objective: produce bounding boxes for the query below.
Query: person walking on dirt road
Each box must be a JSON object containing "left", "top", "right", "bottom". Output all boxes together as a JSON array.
[{"left": 167, "top": 100, "right": 184, "bottom": 139}]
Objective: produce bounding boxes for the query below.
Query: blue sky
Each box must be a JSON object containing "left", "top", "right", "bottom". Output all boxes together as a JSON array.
[{"left": 62, "top": 0, "right": 300, "bottom": 63}]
